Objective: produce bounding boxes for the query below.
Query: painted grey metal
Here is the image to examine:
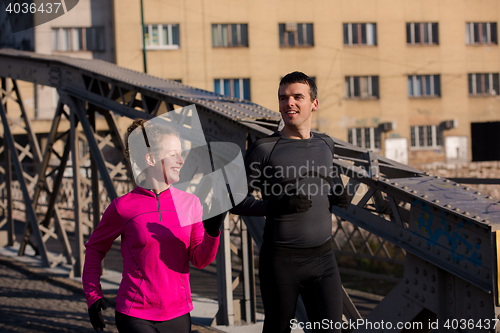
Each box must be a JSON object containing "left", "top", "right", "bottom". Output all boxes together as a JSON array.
[
  {"left": 0, "top": 99, "right": 50, "bottom": 266},
  {"left": 216, "top": 213, "right": 234, "bottom": 325},
  {"left": 70, "top": 105, "right": 84, "bottom": 277},
  {"left": 2, "top": 49, "right": 500, "bottom": 329}
]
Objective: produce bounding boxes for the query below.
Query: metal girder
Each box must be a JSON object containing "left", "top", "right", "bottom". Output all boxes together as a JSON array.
[
  {"left": 0, "top": 89, "right": 49, "bottom": 266},
  {"left": 2, "top": 49, "right": 500, "bottom": 329}
]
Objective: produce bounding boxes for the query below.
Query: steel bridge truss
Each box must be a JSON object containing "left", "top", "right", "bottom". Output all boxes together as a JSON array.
[{"left": 1, "top": 49, "right": 500, "bottom": 331}]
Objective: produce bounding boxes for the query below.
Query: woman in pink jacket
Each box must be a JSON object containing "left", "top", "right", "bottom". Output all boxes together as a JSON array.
[{"left": 83, "top": 119, "right": 223, "bottom": 333}]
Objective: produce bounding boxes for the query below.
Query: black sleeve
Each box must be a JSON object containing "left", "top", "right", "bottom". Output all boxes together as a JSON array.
[{"left": 229, "top": 142, "right": 268, "bottom": 216}]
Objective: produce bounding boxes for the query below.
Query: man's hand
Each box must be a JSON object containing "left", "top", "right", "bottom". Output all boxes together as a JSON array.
[
  {"left": 268, "top": 192, "right": 312, "bottom": 215},
  {"left": 203, "top": 199, "right": 225, "bottom": 237},
  {"left": 329, "top": 187, "right": 350, "bottom": 209},
  {"left": 88, "top": 298, "right": 107, "bottom": 332}
]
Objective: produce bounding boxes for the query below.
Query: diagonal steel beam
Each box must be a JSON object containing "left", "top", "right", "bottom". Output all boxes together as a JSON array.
[
  {"left": 0, "top": 99, "right": 49, "bottom": 266},
  {"left": 63, "top": 94, "right": 118, "bottom": 201}
]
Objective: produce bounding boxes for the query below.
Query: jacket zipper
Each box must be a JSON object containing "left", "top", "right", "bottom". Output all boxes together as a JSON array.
[{"left": 156, "top": 192, "right": 162, "bottom": 221}]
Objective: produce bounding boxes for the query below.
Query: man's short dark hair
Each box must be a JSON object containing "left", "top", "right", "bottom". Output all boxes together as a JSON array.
[{"left": 279, "top": 71, "right": 317, "bottom": 101}]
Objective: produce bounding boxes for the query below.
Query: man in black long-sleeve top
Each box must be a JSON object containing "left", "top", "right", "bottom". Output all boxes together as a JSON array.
[{"left": 231, "top": 72, "right": 348, "bottom": 333}]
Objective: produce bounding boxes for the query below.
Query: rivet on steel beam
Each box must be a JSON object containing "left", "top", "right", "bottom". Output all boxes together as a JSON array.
[
  {"left": 453, "top": 183, "right": 459, "bottom": 186},
  {"left": 486, "top": 196, "right": 492, "bottom": 199},
  {"left": 405, "top": 288, "right": 409, "bottom": 294},
  {"left": 421, "top": 195, "right": 428, "bottom": 199},
  {"left": 435, "top": 176, "right": 441, "bottom": 179},
  {"left": 422, "top": 284, "right": 427, "bottom": 291},
  {"left": 464, "top": 187, "right": 470, "bottom": 190},
  {"left": 482, "top": 219, "right": 490, "bottom": 223},
  {"left": 444, "top": 179, "right": 450, "bottom": 182},
  {"left": 475, "top": 191, "right": 481, "bottom": 195},
  {"left": 414, "top": 279, "right": 418, "bottom": 285},
  {"left": 478, "top": 253, "right": 482, "bottom": 259},
  {"left": 464, "top": 212, "right": 470, "bottom": 216},
  {"left": 444, "top": 204, "right": 451, "bottom": 208},
  {"left": 402, "top": 186, "right": 408, "bottom": 190},
  {"left": 424, "top": 172, "right": 430, "bottom": 176},
  {"left": 411, "top": 190, "right": 417, "bottom": 194},
  {"left": 464, "top": 263, "right": 468, "bottom": 269},
  {"left": 433, "top": 199, "right": 439, "bottom": 203},
  {"left": 414, "top": 292, "right": 419, "bottom": 299},
  {"left": 392, "top": 182, "right": 398, "bottom": 186},
  {"left": 436, "top": 249, "right": 440, "bottom": 255},
  {"left": 430, "top": 287, "right": 435, "bottom": 293},
  {"left": 454, "top": 208, "right": 460, "bottom": 212},
  {"left": 446, "top": 254, "right": 451, "bottom": 260}
]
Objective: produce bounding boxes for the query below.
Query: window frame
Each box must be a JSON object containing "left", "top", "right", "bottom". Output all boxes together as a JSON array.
[
  {"left": 343, "top": 23, "right": 377, "bottom": 46},
  {"left": 465, "top": 22, "right": 498, "bottom": 45},
  {"left": 408, "top": 74, "right": 441, "bottom": 98},
  {"left": 347, "top": 127, "right": 381, "bottom": 151},
  {"left": 212, "top": 23, "right": 248, "bottom": 48},
  {"left": 143, "top": 23, "right": 180, "bottom": 50},
  {"left": 410, "top": 125, "right": 443, "bottom": 149},
  {"left": 52, "top": 27, "right": 105, "bottom": 52},
  {"left": 214, "top": 78, "right": 251, "bottom": 100},
  {"left": 468, "top": 73, "right": 500, "bottom": 96},
  {"left": 345, "top": 75, "right": 379, "bottom": 99},
  {"left": 406, "top": 22, "right": 439, "bottom": 45},
  {"left": 279, "top": 23, "right": 314, "bottom": 47}
]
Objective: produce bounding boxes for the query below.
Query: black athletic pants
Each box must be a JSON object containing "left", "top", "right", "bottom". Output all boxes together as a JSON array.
[
  {"left": 259, "top": 241, "right": 343, "bottom": 333},
  {"left": 115, "top": 311, "right": 191, "bottom": 333}
]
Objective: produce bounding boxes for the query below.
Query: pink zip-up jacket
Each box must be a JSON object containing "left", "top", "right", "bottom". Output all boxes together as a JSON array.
[{"left": 82, "top": 186, "right": 220, "bottom": 321}]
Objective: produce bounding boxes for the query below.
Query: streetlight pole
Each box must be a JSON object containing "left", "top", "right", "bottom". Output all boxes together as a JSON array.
[{"left": 140, "top": 0, "right": 147, "bottom": 73}]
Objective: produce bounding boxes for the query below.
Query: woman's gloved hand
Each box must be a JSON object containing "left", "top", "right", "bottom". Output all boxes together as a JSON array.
[
  {"left": 88, "top": 298, "right": 107, "bottom": 331},
  {"left": 203, "top": 198, "right": 225, "bottom": 237}
]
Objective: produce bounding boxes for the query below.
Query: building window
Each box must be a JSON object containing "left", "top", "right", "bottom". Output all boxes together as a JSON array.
[
  {"left": 406, "top": 23, "right": 438, "bottom": 45},
  {"left": 408, "top": 75, "right": 440, "bottom": 97},
  {"left": 345, "top": 76, "right": 379, "bottom": 99},
  {"left": 410, "top": 125, "right": 443, "bottom": 148},
  {"left": 279, "top": 23, "right": 314, "bottom": 47},
  {"left": 86, "top": 27, "right": 105, "bottom": 51},
  {"left": 343, "top": 23, "right": 377, "bottom": 46},
  {"left": 143, "top": 24, "right": 180, "bottom": 49},
  {"left": 468, "top": 73, "right": 499, "bottom": 96},
  {"left": 214, "top": 78, "right": 250, "bottom": 100},
  {"left": 466, "top": 22, "right": 497, "bottom": 45},
  {"left": 347, "top": 127, "right": 381, "bottom": 150},
  {"left": 52, "top": 27, "right": 106, "bottom": 52},
  {"left": 212, "top": 24, "right": 248, "bottom": 47},
  {"left": 52, "top": 27, "right": 105, "bottom": 52}
]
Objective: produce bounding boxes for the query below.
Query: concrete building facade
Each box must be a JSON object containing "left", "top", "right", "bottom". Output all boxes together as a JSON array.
[{"left": 113, "top": 0, "right": 500, "bottom": 166}]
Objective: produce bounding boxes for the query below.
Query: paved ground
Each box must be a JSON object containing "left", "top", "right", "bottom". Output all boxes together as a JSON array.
[{"left": 0, "top": 256, "right": 222, "bottom": 333}]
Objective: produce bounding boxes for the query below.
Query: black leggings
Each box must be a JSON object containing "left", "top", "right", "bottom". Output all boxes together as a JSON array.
[
  {"left": 115, "top": 311, "right": 191, "bottom": 333},
  {"left": 259, "top": 243, "right": 343, "bottom": 333}
]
